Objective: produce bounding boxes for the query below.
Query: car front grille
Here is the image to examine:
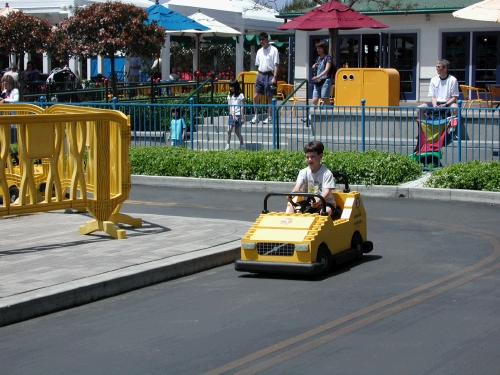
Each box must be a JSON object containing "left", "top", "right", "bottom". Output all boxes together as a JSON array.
[{"left": 257, "top": 242, "right": 295, "bottom": 256}]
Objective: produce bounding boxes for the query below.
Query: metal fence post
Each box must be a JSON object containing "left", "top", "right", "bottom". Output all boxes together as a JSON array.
[
  {"left": 361, "top": 99, "right": 366, "bottom": 151},
  {"left": 272, "top": 98, "right": 278, "bottom": 150},
  {"left": 189, "top": 98, "right": 194, "bottom": 150},
  {"left": 39, "top": 96, "right": 45, "bottom": 109},
  {"left": 457, "top": 100, "right": 462, "bottom": 163},
  {"left": 112, "top": 97, "right": 118, "bottom": 110},
  {"left": 105, "top": 80, "right": 109, "bottom": 103}
]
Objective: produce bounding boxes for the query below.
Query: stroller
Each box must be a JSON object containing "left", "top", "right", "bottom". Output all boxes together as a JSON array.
[
  {"left": 46, "top": 67, "right": 79, "bottom": 101},
  {"left": 409, "top": 109, "right": 458, "bottom": 169}
]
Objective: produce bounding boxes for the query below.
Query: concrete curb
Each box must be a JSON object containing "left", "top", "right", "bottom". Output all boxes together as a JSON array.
[
  {"left": 131, "top": 175, "right": 500, "bottom": 205},
  {"left": 0, "top": 242, "right": 240, "bottom": 327}
]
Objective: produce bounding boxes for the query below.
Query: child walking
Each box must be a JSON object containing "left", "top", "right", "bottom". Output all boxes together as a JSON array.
[
  {"left": 168, "top": 106, "right": 186, "bottom": 146},
  {"left": 226, "top": 80, "right": 245, "bottom": 150}
]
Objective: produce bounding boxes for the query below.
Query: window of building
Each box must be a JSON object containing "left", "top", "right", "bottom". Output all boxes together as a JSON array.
[
  {"left": 339, "top": 36, "right": 360, "bottom": 69},
  {"left": 474, "top": 33, "right": 498, "bottom": 88},
  {"left": 442, "top": 33, "right": 469, "bottom": 85},
  {"left": 390, "top": 34, "right": 417, "bottom": 100}
]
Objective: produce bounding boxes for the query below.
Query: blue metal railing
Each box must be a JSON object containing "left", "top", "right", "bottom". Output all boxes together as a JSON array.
[{"left": 31, "top": 98, "right": 500, "bottom": 166}]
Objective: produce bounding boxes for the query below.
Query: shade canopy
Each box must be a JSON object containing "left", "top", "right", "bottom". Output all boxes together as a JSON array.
[
  {"left": 167, "top": 10, "right": 242, "bottom": 37},
  {"left": 277, "top": 1, "right": 388, "bottom": 31},
  {"left": 166, "top": 11, "right": 241, "bottom": 78},
  {"left": 164, "top": 0, "right": 280, "bottom": 24},
  {"left": 146, "top": 2, "right": 209, "bottom": 31},
  {"left": 0, "top": 3, "right": 20, "bottom": 16},
  {"left": 452, "top": 0, "right": 500, "bottom": 22}
]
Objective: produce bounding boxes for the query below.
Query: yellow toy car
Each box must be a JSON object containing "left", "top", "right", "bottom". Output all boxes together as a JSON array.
[
  {"left": 0, "top": 153, "right": 47, "bottom": 205},
  {"left": 235, "top": 171, "right": 373, "bottom": 275},
  {"left": 0, "top": 179, "right": 19, "bottom": 204}
]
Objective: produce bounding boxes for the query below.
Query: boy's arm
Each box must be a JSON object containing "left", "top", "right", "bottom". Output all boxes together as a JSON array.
[
  {"left": 286, "top": 182, "right": 303, "bottom": 202},
  {"left": 309, "top": 188, "right": 332, "bottom": 209}
]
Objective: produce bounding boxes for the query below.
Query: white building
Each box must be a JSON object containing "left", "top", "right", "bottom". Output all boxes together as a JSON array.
[
  {"left": 277, "top": 0, "right": 499, "bottom": 102},
  {"left": 3, "top": 0, "right": 498, "bottom": 103}
]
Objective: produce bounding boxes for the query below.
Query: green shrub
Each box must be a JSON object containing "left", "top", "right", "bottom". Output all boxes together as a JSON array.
[
  {"left": 424, "top": 160, "right": 500, "bottom": 191},
  {"left": 129, "top": 147, "right": 423, "bottom": 186}
]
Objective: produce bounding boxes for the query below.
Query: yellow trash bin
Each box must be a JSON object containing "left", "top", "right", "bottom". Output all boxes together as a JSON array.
[{"left": 335, "top": 68, "right": 400, "bottom": 106}]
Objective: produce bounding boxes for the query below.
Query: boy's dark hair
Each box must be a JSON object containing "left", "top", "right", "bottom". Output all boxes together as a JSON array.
[
  {"left": 258, "top": 32, "right": 268, "bottom": 40},
  {"left": 228, "top": 79, "right": 241, "bottom": 96},
  {"left": 304, "top": 140, "right": 324, "bottom": 155}
]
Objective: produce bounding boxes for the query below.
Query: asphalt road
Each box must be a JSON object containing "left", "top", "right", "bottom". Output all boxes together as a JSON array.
[{"left": 1, "top": 185, "right": 499, "bottom": 374}]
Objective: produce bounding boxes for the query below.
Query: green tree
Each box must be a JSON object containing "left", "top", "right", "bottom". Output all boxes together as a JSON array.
[
  {"left": 53, "top": 2, "right": 166, "bottom": 98},
  {"left": 0, "top": 11, "right": 52, "bottom": 69}
]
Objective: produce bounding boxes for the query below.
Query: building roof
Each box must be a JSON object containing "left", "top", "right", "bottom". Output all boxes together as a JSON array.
[{"left": 277, "top": 0, "right": 481, "bottom": 18}]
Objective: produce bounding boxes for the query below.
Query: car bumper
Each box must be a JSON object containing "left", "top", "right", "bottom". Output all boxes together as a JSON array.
[{"left": 234, "top": 260, "right": 323, "bottom": 275}]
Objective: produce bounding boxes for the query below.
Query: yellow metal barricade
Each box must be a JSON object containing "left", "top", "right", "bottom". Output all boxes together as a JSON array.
[
  {"left": 238, "top": 71, "right": 258, "bottom": 101},
  {"left": 0, "top": 104, "right": 141, "bottom": 239}
]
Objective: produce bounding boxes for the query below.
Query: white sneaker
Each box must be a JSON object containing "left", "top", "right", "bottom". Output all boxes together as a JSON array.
[
  {"left": 263, "top": 117, "right": 272, "bottom": 124},
  {"left": 225, "top": 144, "right": 230, "bottom": 150},
  {"left": 250, "top": 116, "right": 258, "bottom": 124}
]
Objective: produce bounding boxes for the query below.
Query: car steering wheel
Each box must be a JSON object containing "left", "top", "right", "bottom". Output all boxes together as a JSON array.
[{"left": 289, "top": 196, "right": 316, "bottom": 214}]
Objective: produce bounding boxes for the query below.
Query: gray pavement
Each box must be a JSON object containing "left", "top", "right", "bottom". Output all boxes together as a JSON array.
[{"left": 1, "top": 175, "right": 500, "bottom": 327}]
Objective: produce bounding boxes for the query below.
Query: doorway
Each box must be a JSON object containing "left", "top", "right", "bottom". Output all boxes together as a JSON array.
[
  {"left": 361, "top": 34, "right": 380, "bottom": 68},
  {"left": 390, "top": 34, "right": 417, "bottom": 100}
]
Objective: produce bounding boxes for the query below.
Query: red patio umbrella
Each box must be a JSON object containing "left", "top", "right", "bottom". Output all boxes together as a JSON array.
[{"left": 277, "top": 1, "right": 388, "bottom": 68}]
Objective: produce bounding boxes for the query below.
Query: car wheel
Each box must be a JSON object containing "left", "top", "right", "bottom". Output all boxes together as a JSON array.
[
  {"left": 9, "top": 186, "right": 19, "bottom": 203},
  {"left": 316, "top": 245, "right": 332, "bottom": 273},
  {"left": 351, "top": 232, "right": 364, "bottom": 261}
]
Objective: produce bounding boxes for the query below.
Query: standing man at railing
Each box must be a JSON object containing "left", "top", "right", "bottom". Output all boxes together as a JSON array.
[
  {"left": 151, "top": 54, "right": 162, "bottom": 80},
  {"left": 417, "top": 59, "right": 459, "bottom": 120},
  {"left": 128, "top": 54, "right": 141, "bottom": 83},
  {"left": 250, "top": 32, "right": 280, "bottom": 125},
  {"left": 22, "top": 62, "right": 40, "bottom": 82}
]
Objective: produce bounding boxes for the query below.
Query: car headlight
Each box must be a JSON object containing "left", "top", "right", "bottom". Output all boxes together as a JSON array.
[
  {"left": 241, "top": 242, "right": 256, "bottom": 250},
  {"left": 294, "top": 244, "right": 309, "bottom": 252}
]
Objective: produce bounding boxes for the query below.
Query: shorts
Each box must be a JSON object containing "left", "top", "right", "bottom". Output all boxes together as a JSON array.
[
  {"left": 311, "top": 201, "right": 341, "bottom": 220},
  {"left": 312, "top": 78, "right": 332, "bottom": 99},
  {"left": 229, "top": 115, "right": 242, "bottom": 127},
  {"left": 424, "top": 101, "right": 447, "bottom": 107},
  {"left": 422, "top": 102, "right": 452, "bottom": 120},
  {"left": 255, "top": 72, "right": 274, "bottom": 96}
]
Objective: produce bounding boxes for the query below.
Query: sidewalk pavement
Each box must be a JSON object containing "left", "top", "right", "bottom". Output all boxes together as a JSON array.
[{"left": 1, "top": 175, "right": 500, "bottom": 327}]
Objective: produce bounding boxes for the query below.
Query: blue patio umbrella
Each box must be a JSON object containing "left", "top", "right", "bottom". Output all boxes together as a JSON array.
[{"left": 146, "top": 1, "right": 209, "bottom": 31}]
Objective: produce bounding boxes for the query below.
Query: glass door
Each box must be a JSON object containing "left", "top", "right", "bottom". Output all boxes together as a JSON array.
[
  {"left": 390, "top": 34, "right": 417, "bottom": 101},
  {"left": 473, "top": 32, "right": 499, "bottom": 87},
  {"left": 442, "top": 32, "right": 469, "bottom": 86},
  {"left": 379, "top": 33, "right": 389, "bottom": 68}
]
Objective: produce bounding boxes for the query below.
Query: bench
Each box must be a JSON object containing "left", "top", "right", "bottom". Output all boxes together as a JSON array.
[{"left": 131, "top": 131, "right": 167, "bottom": 145}]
